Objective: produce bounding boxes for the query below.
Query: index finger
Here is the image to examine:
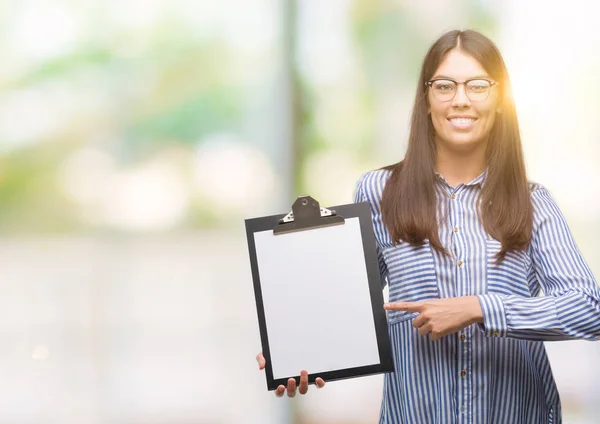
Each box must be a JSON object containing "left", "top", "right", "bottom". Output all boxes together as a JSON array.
[{"left": 384, "top": 301, "right": 424, "bottom": 312}]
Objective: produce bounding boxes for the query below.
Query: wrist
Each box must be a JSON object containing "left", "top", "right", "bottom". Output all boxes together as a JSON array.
[{"left": 470, "top": 296, "right": 484, "bottom": 324}]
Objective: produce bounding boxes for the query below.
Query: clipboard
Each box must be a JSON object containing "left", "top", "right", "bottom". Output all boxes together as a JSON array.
[{"left": 245, "top": 195, "right": 393, "bottom": 391}]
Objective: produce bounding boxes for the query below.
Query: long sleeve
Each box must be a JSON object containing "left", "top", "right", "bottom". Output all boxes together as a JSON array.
[
  {"left": 354, "top": 174, "right": 389, "bottom": 288},
  {"left": 477, "top": 187, "right": 600, "bottom": 341}
]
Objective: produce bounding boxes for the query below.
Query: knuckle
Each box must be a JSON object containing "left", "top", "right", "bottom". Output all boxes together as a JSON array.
[{"left": 432, "top": 330, "right": 443, "bottom": 338}]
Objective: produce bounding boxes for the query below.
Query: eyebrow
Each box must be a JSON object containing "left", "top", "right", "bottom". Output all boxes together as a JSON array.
[{"left": 431, "top": 74, "right": 491, "bottom": 80}]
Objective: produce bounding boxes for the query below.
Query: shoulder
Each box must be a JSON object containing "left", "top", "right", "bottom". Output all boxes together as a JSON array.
[
  {"left": 355, "top": 168, "right": 393, "bottom": 204},
  {"left": 529, "top": 182, "right": 557, "bottom": 210},
  {"left": 528, "top": 182, "right": 567, "bottom": 229}
]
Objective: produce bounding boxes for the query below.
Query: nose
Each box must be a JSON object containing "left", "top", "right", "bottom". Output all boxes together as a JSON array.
[{"left": 452, "top": 84, "right": 470, "bottom": 107}]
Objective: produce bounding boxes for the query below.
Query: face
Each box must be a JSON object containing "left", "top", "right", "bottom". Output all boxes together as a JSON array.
[{"left": 427, "top": 49, "right": 500, "bottom": 152}]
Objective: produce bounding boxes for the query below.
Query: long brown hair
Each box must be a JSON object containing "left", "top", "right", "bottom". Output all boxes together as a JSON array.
[{"left": 381, "top": 30, "right": 532, "bottom": 263}]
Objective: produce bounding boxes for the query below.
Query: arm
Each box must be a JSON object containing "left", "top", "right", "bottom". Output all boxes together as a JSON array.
[
  {"left": 354, "top": 174, "right": 389, "bottom": 288},
  {"left": 477, "top": 187, "right": 600, "bottom": 341}
]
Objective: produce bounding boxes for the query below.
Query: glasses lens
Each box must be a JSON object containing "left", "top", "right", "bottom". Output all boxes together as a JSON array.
[
  {"left": 431, "top": 80, "right": 456, "bottom": 101},
  {"left": 466, "top": 79, "right": 491, "bottom": 101}
]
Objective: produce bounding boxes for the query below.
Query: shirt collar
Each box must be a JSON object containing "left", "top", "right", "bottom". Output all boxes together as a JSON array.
[{"left": 435, "top": 168, "right": 488, "bottom": 188}]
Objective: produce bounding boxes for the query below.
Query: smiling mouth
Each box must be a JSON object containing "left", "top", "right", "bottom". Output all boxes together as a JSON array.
[{"left": 447, "top": 117, "right": 478, "bottom": 128}]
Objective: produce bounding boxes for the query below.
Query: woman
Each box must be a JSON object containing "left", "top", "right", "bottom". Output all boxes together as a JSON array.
[{"left": 257, "top": 29, "right": 600, "bottom": 423}]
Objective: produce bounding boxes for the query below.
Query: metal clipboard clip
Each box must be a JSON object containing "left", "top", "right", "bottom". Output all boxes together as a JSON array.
[{"left": 273, "top": 195, "right": 345, "bottom": 235}]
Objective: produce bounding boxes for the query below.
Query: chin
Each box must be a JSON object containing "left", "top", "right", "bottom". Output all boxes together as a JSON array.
[{"left": 443, "top": 134, "right": 485, "bottom": 150}]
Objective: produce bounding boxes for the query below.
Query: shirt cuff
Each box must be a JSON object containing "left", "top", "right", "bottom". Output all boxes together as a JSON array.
[{"left": 476, "top": 294, "right": 508, "bottom": 338}]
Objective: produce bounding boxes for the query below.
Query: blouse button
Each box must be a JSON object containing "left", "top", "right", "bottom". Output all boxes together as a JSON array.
[
  {"left": 460, "top": 334, "right": 466, "bottom": 341},
  {"left": 493, "top": 331, "right": 500, "bottom": 337},
  {"left": 454, "top": 227, "right": 459, "bottom": 233},
  {"left": 460, "top": 370, "right": 467, "bottom": 377},
  {"left": 451, "top": 193, "right": 456, "bottom": 200},
  {"left": 457, "top": 260, "right": 463, "bottom": 267}
]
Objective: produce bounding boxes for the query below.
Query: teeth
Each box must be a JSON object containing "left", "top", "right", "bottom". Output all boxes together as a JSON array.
[{"left": 449, "top": 118, "right": 476, "bottom": 124}]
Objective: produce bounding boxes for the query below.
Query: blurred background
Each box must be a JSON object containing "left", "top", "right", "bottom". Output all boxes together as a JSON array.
[{"left": 0, "top": 0, "right": 599, "bottom": 423}]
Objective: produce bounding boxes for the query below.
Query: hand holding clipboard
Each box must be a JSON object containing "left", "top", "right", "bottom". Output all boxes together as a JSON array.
[
  {"left": 245, "top": 195, "right": 393, "bottom": 393},
  {"left": 256, "top": 352, "right": 325, "bottom": 397}
]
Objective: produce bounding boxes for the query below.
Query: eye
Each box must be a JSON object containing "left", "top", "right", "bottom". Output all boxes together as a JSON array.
[
  {"left": 467, "top": 80, "right": 491, "bottom": 92},
  {"left": 433, "top": 81, "right": 455, "bottom": 92}
]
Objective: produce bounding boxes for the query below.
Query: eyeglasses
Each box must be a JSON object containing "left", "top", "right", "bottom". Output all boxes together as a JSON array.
[{"left": 425, "top": 78, "right": 499, "bottom": 102}]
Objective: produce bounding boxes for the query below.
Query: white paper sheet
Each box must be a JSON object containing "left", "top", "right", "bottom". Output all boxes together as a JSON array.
[{"left": 254, "top": 217, "right": 380, "bottom": 379}]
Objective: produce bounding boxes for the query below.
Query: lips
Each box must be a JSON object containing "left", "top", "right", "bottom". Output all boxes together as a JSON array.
[{"left": 447, "top": 116, "right": 478, "bottom": 129}]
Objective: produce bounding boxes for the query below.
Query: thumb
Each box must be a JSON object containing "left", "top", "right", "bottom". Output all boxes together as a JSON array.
[{"left": 256, "top": 353, "right": 266, "bottom": 369}]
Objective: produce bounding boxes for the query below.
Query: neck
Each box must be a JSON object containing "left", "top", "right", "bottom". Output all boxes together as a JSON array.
[{"left": 435, "top": 140, "right": 487, "bottom": 188}]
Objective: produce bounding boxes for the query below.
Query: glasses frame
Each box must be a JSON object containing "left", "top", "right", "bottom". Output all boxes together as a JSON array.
[{"left": 425, "top": 78, "right": 499, "bottom": 102}]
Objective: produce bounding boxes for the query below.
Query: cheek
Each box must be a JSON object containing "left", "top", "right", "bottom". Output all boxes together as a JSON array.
[
  {"left": 429, "top": 114, "right": 442, "bottom": 135},
  {"left": 429, "top": 104, "right": 448, "bottom": 131},
  {"left": 481, "top": 110, "right": 498, "bottom": 133},
  {"left": 476, "top": 99, "right": 500, "bottom": 131}
]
